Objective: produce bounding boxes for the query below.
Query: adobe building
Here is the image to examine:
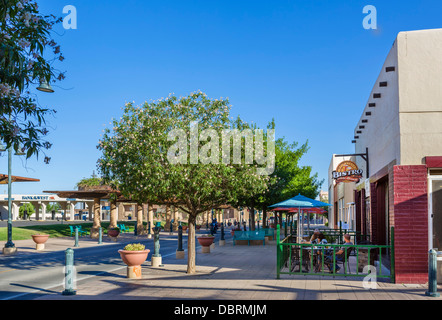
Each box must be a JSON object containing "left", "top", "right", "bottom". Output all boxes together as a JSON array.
[{"left": 329, "top": 28, "right": 442, "bottom": 284}]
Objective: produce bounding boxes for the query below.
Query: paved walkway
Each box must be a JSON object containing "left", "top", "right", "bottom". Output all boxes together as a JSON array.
[{"left": 5, "top": 234, "right": 436, "bottom": 301}]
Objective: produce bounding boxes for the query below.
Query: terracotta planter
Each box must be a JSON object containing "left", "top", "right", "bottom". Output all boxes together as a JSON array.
[
  {"left": 197, "top": 236, "right": 215, "bottom": 247},
  {"left": 118, "top": 249, "right": 150, "bottom": 279},
  {"left": 31, "top": 234, "right": 49, "bottom": 251},
  {"left": 182, "top": 225, "right": 188, "bottom": 232},
  {"left": 196, "top": 225, "right": 201, "bottom": 230},
  {"left": 108, "top": 229, "right": 120, "bottom": 237}
]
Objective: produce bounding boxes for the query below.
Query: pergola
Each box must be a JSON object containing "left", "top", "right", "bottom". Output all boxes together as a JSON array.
[
  {"left": 0, "top": 174, "right": 40, "bottom": 184},
  {"left": 44, "top": 186, "right": 126, "bottom": 238}
]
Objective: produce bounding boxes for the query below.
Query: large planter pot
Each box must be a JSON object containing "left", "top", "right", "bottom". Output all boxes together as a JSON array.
[
  {"left": 182, "top": 225, "right": 188, "bottom": 232},
  {"left": 196, "top": 225, "right": 201, "bottom": 230},
  {"left": 31, "top": 234, "right": 50, "bottom": 251},
  {"left": 198, "top": 236, "right": 215, "bottom": 253},
  {"left": 108, "top": 228, "right": 120, "bottom": 241},
  {"left": 118, "top": 249, "right": 150, "bottom": 279}
]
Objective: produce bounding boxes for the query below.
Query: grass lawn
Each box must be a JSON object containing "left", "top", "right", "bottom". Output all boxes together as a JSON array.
[{"left": 0, "top": 221, "right": 137, "bottom": 241}]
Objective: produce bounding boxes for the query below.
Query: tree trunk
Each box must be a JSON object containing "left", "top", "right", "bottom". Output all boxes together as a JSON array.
[
  {"left": 250, "top": 201, "right": 255, "bottom": 231},
  {"left": 91, "top": 198, "right": 101, "bottom": 238},
  {"left": 109, "top": 200, "right": 118, "bottom": 229},
  {"left": 263, "top": 208, "right": 267, "bottom": 228},
  {"left": 136, "top": 203, "right": 144, "bottom": 235},
  {"left": 187, "top": 213, "right": 197, "bottom": 274}
]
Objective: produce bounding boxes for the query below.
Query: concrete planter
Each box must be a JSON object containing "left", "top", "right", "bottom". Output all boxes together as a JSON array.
[
  {"left": 118, "top": 249, "right": 150, "bottom": 279},
  {"left": 198, "top": 236, "right": 215, "bottom": 253},
  {"left": 31, "top": 234, "right": 50, "bottom": 251}
]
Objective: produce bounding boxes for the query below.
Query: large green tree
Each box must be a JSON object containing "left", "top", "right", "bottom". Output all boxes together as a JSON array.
[
  {"left": 236, "top": 119, "right": 323, "bottom": 229},
  {"left": 98, "top": 91, "right": 270, "bottom": 274},
  {"left": 0, "top": 0, "right": 65, "bottom": 161}
]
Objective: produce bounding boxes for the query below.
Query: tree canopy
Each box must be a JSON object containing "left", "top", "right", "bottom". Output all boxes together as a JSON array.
[
  {"left": 0, "top": 0, "right": 65, "bottom": 162},
  {"left": 97, "top": 91, "right": 271, "bottom": 273}
]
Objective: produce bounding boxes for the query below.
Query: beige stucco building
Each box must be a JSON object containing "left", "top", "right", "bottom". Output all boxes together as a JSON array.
[{"left": 329, "top": 28, "right": 442, "bottom": 284}]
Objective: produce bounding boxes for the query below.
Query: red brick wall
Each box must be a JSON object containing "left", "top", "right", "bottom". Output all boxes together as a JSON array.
[{"left": 393, "top": 165, "right": 428, "bottom": 284}]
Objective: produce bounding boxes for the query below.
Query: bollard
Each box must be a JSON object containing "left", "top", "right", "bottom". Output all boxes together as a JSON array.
[
  {"left": 170, "top": 220, "right": 173, "bottom": 235},
  {"left": 219, "top": 223, "right": 225, "bottom": 246},
  {"left": 176, "top": 224, "right": 184, "bottom": 259},
  {"left": 147, "top": 221, "right": 152, "bottom": 239},
  {"left": 62, "top": 248, "right": 76, "bottom": 296},
  {"left": 425, "top": 249, "right": 440, "bottom": 297},
  {"left": 152, "top": 222, "right": 163, "bottom": 267},
  {"left": 74, "top": 227, "right": 79, "bottom": 247},
  {"left": 134, "top": 224, "right": 138, "bottom": 236},
  {"left": 98, "top": 227, "right": 102, "bottom": 244}
]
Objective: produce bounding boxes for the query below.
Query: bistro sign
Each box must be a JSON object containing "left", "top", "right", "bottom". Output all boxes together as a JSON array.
[{"left": 332, "top": 160, "right": 363, "bottom": 183}]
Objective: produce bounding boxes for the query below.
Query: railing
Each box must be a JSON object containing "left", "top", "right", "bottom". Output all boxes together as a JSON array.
[{"left": 276, "top": 225, "right": 395, "bottom": 283}]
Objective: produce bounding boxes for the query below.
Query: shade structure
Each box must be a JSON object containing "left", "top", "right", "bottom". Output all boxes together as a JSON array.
[
  {"left": 0, "top": 174, "right": 40, "bottom": 184},
  {"left": 269, "top": 194, "right": 331, "bottom": 242},
  {"left": 288, "top": 207, "right": 327, "bottom": 215}
]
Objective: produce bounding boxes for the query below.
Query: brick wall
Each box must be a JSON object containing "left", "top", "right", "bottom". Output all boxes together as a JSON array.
[{"left": 392, "top": 165, "right": 428, "bottom": 284}]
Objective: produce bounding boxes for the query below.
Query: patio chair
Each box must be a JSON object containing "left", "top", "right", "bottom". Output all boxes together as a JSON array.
[{"left": 336, "top": 246, "right": 353, "bottom": 273}]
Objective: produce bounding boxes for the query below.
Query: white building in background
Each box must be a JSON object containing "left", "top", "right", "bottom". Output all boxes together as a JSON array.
[{"left": 0, "top": 194, "right": 94, "bottom": 221}]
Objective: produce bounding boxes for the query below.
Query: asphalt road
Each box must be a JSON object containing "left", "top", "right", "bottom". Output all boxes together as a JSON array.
[{"left": 0, "top": 233, "right": 196, "bottom": 300}]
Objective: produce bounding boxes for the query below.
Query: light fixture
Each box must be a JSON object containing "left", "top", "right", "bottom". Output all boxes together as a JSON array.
[
  {"left": 15, "top": 147, "right": 25, "bottom": 156},
  {"left": 37, "top": 80, "right": 55, "bottom": 93}
]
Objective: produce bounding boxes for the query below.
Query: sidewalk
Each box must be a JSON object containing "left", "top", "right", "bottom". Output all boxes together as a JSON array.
[{"left": 16, "top": 234, "right": 440, "bottom": 301}]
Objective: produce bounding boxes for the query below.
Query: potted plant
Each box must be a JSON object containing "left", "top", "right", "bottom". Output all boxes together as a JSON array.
[
  {"left": 196, "top": 225, "right": 202, "bottom": 230},
  {"left": 231, "top": 226, "right": 241, "bottom": 237},
  {"left": 31, "top": 234, "right": 50, "bottom": 251},
  {"left": 182, "top": 225, "right": 188, "bottom": 232},
  {"left": 108, "top": 227, "right": 120, "bottom": 241},
  {"left": 118, "top": 243, "right": 150, "bottom": 279},
  {"left": 197, "top": 234, "right": 215, "bottom": 253}
]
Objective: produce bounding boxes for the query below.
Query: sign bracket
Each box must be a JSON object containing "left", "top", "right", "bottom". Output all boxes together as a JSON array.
[{"left": 334, "top": 147, "right": 369, "bottom": 179}]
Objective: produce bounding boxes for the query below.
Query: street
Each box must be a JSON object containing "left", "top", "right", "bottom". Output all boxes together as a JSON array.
[{"left": 0, "top": 231, "right": 200, "bottom": 300}]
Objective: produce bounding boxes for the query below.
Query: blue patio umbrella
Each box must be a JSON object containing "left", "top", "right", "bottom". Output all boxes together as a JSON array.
[{"left": 270, "top": 194, "right": 331, "bottom": 240}]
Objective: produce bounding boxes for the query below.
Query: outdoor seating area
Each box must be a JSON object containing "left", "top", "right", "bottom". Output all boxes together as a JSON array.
[{"left": 277, "top": 229, "right": 394, "bottom": 281}]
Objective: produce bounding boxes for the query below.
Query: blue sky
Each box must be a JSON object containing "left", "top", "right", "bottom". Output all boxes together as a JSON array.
[{"left": 2, "top": 0, "right": 442, "bottom": 195}]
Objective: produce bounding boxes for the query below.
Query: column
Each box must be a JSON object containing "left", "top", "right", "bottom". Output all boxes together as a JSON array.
[
  {"left": 173, "top": 206, "right": 179, "bottom": 231},
  {"left": 109, "top": 200, "right": 118, "bottom": 229},
  {"left": 12, "top": 203, "right": 19, "bottom": 220},
  {"left": 69, "top": 202, "right": 76, "bottom": 221},
  {"left": 32, "top": 202, "right": 39, "bottom": 220},
  {"left": 87, "top": 201, "right": 93, "bottom": 221},
  {"left": 136, "top": 203, "right": 144, "bottom": 235},
  {"left": 41, "top": 202, "right": 47, "bottom": 221},
  {"left": 147, "top": 203, "right": 154, "bottom": 235},
  {"left": 90, "top": 198, "right": 101, "bottom": 238},
  {"left": 165, "top": 204, "right": 171, "bottom": 230}
]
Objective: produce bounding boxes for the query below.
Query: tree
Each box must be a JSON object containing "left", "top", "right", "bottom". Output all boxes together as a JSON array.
[
  {"left": 235, "top": 119, "right": 323, "bottom": 229},
  {"left": 98, "top": 91, "right": 270, "bottom": 274},
  {"left": 46, "top": 202, "right": 60, "bottom": 213},
  {"left": 76, "top": 171, "right": 103, "bottom": 189},
  {"left": 0, "top": 0, "right": 65, "bottom": 161},
  {"left": 19, "top": 202, "right": 35, "bottom": 218}
]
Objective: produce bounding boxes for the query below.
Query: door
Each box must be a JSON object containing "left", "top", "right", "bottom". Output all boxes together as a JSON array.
[{"left": 430, "top": 177, "right": 442, "bottom": 250}]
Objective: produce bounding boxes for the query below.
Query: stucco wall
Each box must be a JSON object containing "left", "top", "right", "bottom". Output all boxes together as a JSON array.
[
  {"left": 397, "top": 29, "right": 442, "bottom": 165},
  {"left": 354, "top": 40, "right": 400, "bottom": 177}
]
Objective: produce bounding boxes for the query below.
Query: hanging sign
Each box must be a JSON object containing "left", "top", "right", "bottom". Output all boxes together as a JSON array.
[{"left": 332, "top": 161, "right": 363, "bottom": 183}]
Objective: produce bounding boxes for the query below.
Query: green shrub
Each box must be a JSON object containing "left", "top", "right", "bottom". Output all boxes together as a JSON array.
[{"left": 123, "top": 243, "right": 145, "bottom": 251}]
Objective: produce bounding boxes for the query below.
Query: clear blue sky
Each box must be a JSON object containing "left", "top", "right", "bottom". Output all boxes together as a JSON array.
[{"left": 2, "top": 0, "right": 442, "bottom": 195}]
